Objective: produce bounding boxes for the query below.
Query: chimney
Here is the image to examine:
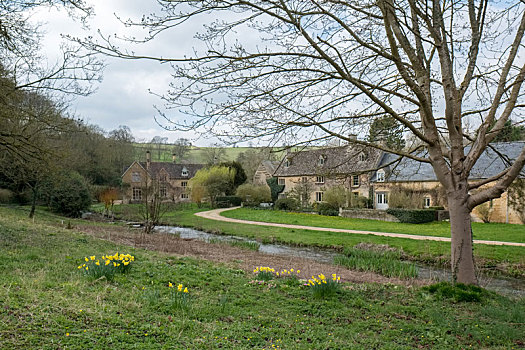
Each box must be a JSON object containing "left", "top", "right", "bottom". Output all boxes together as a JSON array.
[
  {"left": 146, "top": 151, "right": 151, "bottom": 170},
  {"left": 172, "top": 153, "right": 176, "bottom": 163}
]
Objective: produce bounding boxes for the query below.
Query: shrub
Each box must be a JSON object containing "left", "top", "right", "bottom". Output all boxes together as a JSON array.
[
  {"left": 0, "top": 188, "right": 14, "bottom": 203},
  {"left": 235, "top": 184, "right": 271, "bottom": 205},
  {"left": 216, "top": 196, "right": 242, "bottom": 207},
  {"left": 49, "top": 171, "right": 91, "bottom": 217},
  {"left": 422, "top": 282, "right": 485, "bottom": 303},
  {"left": 266, "top": 177, "right": 284, "bottom": 202},
  {"left": 386, "top": 208, "right": 436, "bottom": 223},
  {"left": 275, "top": 198, "right": 298, "bottom": 211},
  {"left": 323, "top": 186, "right": 347, "bottom": 208},
  {"left": 348, "top": 195, "right": 370, "bottom": 208},
  {"left": 317, "top": 202, "right": 339, "bottom": 216},
  {"left": 388, "top": 187, "right": 425, "bottom": 209},
  {"left": 475, "top": 202, "right": 492, "bottom": 223}
]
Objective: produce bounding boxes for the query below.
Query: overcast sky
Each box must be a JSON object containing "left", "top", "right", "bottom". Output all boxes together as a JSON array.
[{"left": 35, "top": 1, "right": 218, "bottom": 145}]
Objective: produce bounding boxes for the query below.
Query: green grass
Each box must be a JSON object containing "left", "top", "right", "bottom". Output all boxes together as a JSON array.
[
  {"left": 334, "top": 248, "right": 419, "bottom": 279},
  {"left": 222, "top": 208, "right": 525, "bottom": 243},
  {"left": 208, "top": 238, "right": 260, "bottom": 251},
  {"left": 1, "top": 206, "right": 524, "bottom": 349}
]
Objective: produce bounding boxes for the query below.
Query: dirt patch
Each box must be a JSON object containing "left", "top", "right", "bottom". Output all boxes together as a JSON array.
[{"left": 75, "top": 223, "right": 428, "bottom": 287}]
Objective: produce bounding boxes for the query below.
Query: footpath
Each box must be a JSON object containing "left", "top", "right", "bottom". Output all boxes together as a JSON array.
[{"left": 195, "top": 207, "right": 525, "bottom": 247}]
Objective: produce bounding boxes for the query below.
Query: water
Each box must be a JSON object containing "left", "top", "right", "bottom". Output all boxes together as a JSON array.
[{"left": 155, "top": 226, "right": 525, "bottom": 297}]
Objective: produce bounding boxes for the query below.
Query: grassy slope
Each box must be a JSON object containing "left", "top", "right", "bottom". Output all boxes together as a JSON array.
[
  {"left": 1, "top": 205, "right": 524, "bottom": 349},
  {"left": 222, "top": 208, "right": 525, "bottom": 243}
]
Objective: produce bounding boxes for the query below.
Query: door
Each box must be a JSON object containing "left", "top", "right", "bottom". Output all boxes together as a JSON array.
[{"left": 376, "top": 192, "right": 389, "bottom": 210}]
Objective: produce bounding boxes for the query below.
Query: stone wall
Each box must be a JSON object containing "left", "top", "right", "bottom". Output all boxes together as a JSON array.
[{"left": 339, "top": 208, "right": 400, "bottom": 222}]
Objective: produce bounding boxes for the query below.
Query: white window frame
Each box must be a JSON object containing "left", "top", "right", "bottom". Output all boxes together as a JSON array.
[
  {"left": 316, "top": 176, "right": 325, "bottom": 184},
  {"left": 376, "top": 192, "right": 388, "bottom": 205},
  {"left": 318, "top": 155, "right": 326, "bottom": 166},
  {"left": 278, "top": 178, "right": 285, "bottom": 186},
  {"left": 315, "top": 191, "right": 324, "bottom": 202},
  {"left": 376, "top": 170, "right": 385, "bottom": 182},
  {"left": 424, "top": 197, "right": 431, "bottom": 208},
  {"left": 181, "top": 193, "right": 189, "bottom": 199},
  {"left": 181, "top": 167, "right": 189, "bottom": 177},
  {"left": 181, "top": 181, "right": 188, "bottom": 188}
]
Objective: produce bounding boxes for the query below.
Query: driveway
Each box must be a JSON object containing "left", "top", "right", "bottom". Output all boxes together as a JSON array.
[{"left": 195, "top": 207, "right": 525, "bottom": 247}]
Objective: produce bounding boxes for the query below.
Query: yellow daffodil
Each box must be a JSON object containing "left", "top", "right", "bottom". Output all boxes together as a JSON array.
[
  {"left": 84, "top": 257, "right": 88, "bottom": 262},
  {"left": 183, "top": 287, "right": 188, "bottom": 293},
  {"left": 95, "top": 261, "right": 100, "bottom": 266},
  {"left": 90, "top": 256, "right": 95, "bottom": 261},
  {"left": 105, "top": 260, "right": 110, "bottom": 266},
  {"left": 177, "top": 284, "right": 183, "bottom": 291},
  {"left": 168, "top": 282, "right": 173, "bottom": 288}
]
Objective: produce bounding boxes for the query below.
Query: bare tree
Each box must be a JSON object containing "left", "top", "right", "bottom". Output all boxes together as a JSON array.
[{"left": 82, "top": 1, "right": 525, "bottom": 285}]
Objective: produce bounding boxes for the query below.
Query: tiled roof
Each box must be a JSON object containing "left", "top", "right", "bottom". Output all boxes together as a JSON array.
[
  {"left": 375, "top": 141, "right": 525, "bottom": 182},
  {"left": 139, "top": 162, "right": 204, "bottom": 179},
  {"left": 273, "top": 145, "right": 383, "bottom": 177},
  {"left": 261, "top": 160, "right": 279, "bottom": 175}
]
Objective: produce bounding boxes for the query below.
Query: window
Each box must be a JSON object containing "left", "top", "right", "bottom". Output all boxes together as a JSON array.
[
  {"left": 315, "top": 191, "right": 324, "bottom": 202},
  {"left": 376, "top": 170, "right": 385, "bottom": 182},
  {"left": 132, "top": 187, "right": 142, "bottom": 201},
  {"left": 318, "top": 155, "right": 326, "bottom": 165},
  {"left": 358, "top": 153, "right": 367, "bottom": 161},
  {"left": 181, "top": 181, "right": 188, "bottom": 188},
  {"left": 316, "top": 176, "right": 325, "bottom": 184},
  {"left": 285, "top": 158, "right": 292, "bottom": 167},
  {"left": 181, "top": 193, "right": 189, "bottom": 199},
  {"left": 160, "top": 186, "right": 167, "bottom": 198},
  {"left": 377, "top": 193, "right": 388, "bottom": 204},
  {"left": 424, "top": 197, "right": 431, "bottom": 208},
  {"left": 132, "top": 172, "right": 141, "bottom": 182},
  {"left": 352, "top": 175, "right": 360, "bottom": 187},
  {"left": 160, "top": 173, "right": 167, "bottom": 182},
  {"left": 181, "top": 167, "right": 189, "bottom": 176},
  {"left": 278, "top": 178, "right": 285, "bottom": 186},
  {"left": 301, "top": 176, "right": 308, "bottom": 183}
]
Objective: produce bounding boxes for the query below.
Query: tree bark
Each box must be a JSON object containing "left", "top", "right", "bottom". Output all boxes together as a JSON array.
[
  {"left": 448, "top": 194, "right": 478, "bottom": 285},
  {"left": 29, "top": 186, "right": 37, "bottom": 219}
]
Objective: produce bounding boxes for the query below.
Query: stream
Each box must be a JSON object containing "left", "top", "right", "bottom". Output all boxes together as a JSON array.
[{"left": 156, "top": 226, "right": 525, "bottom": 298}]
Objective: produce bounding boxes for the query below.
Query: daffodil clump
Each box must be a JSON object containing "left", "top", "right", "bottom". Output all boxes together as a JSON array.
[
  {"left": 168, "top": 282, "right": 191, "bottom": 310},
  {"left": 77, "top": 253, "right": 134, "bottom": 280},
  {"left": 307, "top": 273, "right": 341, "bottom": 298},
  {"left": 253, "top": 266, "right": 301, "bottom": 281}
]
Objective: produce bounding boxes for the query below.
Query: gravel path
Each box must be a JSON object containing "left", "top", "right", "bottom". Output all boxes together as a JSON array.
[{"left": 195, "top": 207, "right": 525, "bottom": 247}]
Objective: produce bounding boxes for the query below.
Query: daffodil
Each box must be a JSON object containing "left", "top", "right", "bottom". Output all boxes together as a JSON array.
[
  {"left": 168, "top": 282, "right": 173, "bottom": 288},
  {"left": 178, "top": 284, "right": 183, "bottom": 291},
  {"left": 183, "top": 287, "right": 188, "bottom": 293}
]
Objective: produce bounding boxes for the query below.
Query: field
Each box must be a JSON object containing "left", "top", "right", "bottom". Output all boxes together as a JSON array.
[{"left": 1, "top": 205, "right": 524, "bottom": 349}]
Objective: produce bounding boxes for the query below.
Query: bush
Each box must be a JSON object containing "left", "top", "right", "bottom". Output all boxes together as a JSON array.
[
  {"left": 235, "top": 184, "right": 271, "bottom": 205},
  {"left": 386, "top": 208, "right": 436, "bottom": 223},
  {"left": 216, "top": 196, "right": 242, "bottom": 207},
  {"left": 275, "top": 198, "right": 298, "bottom": 211},
  {"left": 0, "top": 188, "right": 14, "bottom": 203},
  {"left": 317, "top": 202, "right": 339, "bottom": 216},
  {"left": 348, "top": 195, "right": 371, "bottom": 209},
  {"left": 388, "top": 187, "right": 425, "bottom": 209},
  {"left": 323, "top": 186, "right": 347, "bottom": 208},
  {"left": 49, "top": 171, "right": 92, "bottom": 217}
]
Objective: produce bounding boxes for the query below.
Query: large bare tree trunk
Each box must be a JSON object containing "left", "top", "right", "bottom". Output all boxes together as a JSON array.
[{"left": 448, "top": 193, "right": 477, "bottom": 285}]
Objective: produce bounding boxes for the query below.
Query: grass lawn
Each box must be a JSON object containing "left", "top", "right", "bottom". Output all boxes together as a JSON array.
[
  {"left": 1, "top": 205, "right": 524, "bottom": 349},
  {"left": 221, "top": 208, "right": 525, "bottom": 243}
]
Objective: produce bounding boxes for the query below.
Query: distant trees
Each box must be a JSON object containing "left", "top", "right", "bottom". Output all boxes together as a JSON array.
[
  {"left": 236, "top": 148, "right": 278, "bottom": 183},
  {"left": 491, "top": 120, "right": 525, "bottom": 143},
  {"left": 172, "top": 138, "right": 191, "bottom": 162},
  {"left": 367, "top": 116, "right": 406, "bottom": 151},
  {"left": 201, "top": 145, "right": 226, "bottom": 165},
  {"left": 150, "top": 136, "right": 169, "bottom": 161}
]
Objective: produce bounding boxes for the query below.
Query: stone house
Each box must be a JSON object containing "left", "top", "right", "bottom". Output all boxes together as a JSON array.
[
  {"left": 121, "top": 151, "right": 204, "bottom": 203},
  {"left": 272, "top": 145, "right": 383, "bottom": 206},
  {"left": 253, "top": 160, "right": 280, "bottom": 186},
  {"left": 371, "top": 142, "right": 525, "bottom": 224}
]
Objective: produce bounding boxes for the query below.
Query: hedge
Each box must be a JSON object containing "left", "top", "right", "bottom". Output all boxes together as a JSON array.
[
  {"left": 215, "top": 196, "right": 242, "bottom": 207},
  {"left": 386, "top": 208, "right": 436, "bottom": 224}
]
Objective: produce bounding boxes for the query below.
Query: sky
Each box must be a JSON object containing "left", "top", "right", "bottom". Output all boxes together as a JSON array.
[{"left": 34, "top": 1, "right": 216, "bottom": 145}]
